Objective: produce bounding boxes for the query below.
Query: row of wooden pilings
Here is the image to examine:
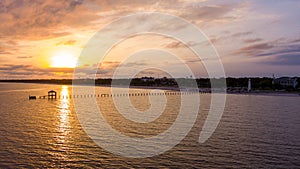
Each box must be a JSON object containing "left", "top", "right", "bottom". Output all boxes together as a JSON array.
[{"left": 37, "top": 91, "right": 211, "bottom": 100}]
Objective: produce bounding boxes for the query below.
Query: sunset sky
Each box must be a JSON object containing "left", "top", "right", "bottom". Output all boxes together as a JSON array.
[{"left": 0, "top": 0, "right": 299, "bottom": 79}]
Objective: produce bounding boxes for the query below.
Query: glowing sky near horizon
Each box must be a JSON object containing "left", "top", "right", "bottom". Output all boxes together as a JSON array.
[{"left": 0, "top": 0, "right": 299, "bottom": 79}]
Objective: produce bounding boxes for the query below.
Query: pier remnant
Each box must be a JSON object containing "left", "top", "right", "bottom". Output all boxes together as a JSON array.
[
  {"left": 29, "top": 89, "right": 206, "bottom": 100},
  {"left": 29, "top": 95, "right": 36, "bottom": 100}
]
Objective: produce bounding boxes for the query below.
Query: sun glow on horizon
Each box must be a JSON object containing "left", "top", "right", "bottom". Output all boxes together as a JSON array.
[{"left": 50, "top": 49, "right": 78, "bottom": 68}]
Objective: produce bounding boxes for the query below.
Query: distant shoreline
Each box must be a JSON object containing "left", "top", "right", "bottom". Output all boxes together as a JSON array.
[
  {"left": 228, "top": 91, "right": 300, "bottom": 97},
  {"left": 1, "top": 81, "right": 299, "bottom": 97}
]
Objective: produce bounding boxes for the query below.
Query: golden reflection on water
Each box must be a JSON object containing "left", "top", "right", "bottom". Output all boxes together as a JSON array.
[{"left": 57, "top": 86, "right": 70, "bottom": 144}]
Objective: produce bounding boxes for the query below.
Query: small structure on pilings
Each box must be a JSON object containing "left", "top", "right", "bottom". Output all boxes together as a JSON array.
[{"left": 48, "top": 90, "right": 57, "bottom": 99}]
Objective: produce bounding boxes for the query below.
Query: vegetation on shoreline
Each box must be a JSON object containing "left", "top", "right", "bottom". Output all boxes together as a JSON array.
[{"left": 0, "top": 77, "right": 299, "bottom": 92}]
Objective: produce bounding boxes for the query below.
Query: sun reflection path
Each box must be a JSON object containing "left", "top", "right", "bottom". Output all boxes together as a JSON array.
[{"left": 57, "top": 86, "right": 71, "bottom": 144}]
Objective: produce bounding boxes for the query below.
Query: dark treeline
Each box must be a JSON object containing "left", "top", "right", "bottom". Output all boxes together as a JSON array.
[
  {"left": 0, "top": 79, "right": 74, "bottom": 85},
  {"left": 0, "top": 77, "right": 299, "bottom": 90}
]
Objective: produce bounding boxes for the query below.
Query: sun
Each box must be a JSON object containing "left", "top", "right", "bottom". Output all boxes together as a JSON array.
[{"left": 50, "top": 50, "right": 77, "bottom": 68}]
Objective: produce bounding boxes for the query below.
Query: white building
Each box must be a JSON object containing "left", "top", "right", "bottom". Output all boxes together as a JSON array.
[
  {"left": 274, "top": 77, "right": 298, "bottom": 88},
  {"left": 248, "top": 79, "right": 252, "bottom": 92}
]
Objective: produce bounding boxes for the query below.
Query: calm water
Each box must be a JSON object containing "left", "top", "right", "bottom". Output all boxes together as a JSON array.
[{"left": 0, "top": 83, "right": 299, "bottom": 168}]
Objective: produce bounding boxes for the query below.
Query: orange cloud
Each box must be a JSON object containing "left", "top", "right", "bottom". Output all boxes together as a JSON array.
[{"left": 56, "top": 40, "right": 77, "bottom": 46}]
